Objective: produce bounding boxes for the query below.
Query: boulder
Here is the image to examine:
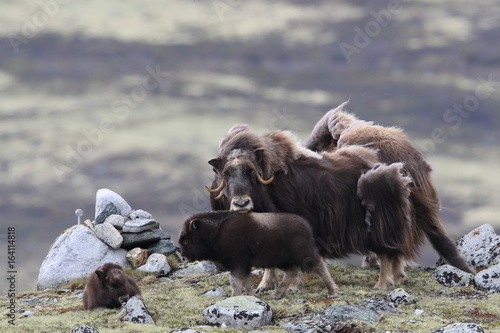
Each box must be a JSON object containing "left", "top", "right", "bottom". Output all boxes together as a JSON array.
[
  {"left": 147, "top": 239, "right": 178, "bottom": 256},
  {"left": 105, "top": 214, "right": 126, "bottom": 230},
  {"left": 433, "top": 323, "right": 484, "bottom": 333},
  {"left": 95, "top": 188, "right": 132, "bottom": 220},
  {"left": 387, "top": 288, "right": 416, "bottom": 307},
  {"left": 121, "top": 296, "right": 155, "bottom": 325},
  {"left": 129, "top": 209, "right": 153, "bottom": 220},
  {"left": 121, "top": 229, "right": 171, "bottom": 250},
  {"left": 322, "top": 305, "right": 381, "bottom": 324},
  {"left": 474, "top": 264, "right": 500, "bottom": 293},
  {"left": 137, "top": 253, "right": 171, "bottom": 276},
  {"left": 122, "top": 219, "right": 160, "bottom": 233},
  {"left": 37, "top": 225, "right": 129, "bottom": 290},
  {"left": 126, "top": 247, "right": 148, "bottom": 268},
  {"left": 203, "top": 287, "right": 228, "bottom": 298},
  {"left": 437, "top": 224, "right": 500, "bottom": 269},
  {"left": 94, "top": 222, "right": 123, "bottom": 249},
  {"left": 432, "top": 265, "right": 474, "bottom": 287},
  {"left": 203, "top": 296, "right": 272, "bottom": 329},
  {"left": 172, "top": 261, "right": 218, "bottom": 278},
  {"left": 95, "top": 203, "right": 120, "bottom": 225}
]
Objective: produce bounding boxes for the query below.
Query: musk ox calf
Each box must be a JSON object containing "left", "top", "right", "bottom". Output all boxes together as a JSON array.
[
  {"left": 83, "top": 263, "right": 141, "bottom": 311},
  {"left": 178, "top": 211, "right": 338, "bottom": 299}
]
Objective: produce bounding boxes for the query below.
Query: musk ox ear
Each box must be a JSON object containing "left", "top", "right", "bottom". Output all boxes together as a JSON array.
[
  {"left": 95, "top": 269, "right": 105, "bottom": 281},
  {"left": 208, "top": 157, "right": 222, "bottom": 172},
  {"left": 189, "top": 219, "right": 200, "bottom": 231},
  {"left": 254, "top": 148, "right": 265, "bottom": 165}
]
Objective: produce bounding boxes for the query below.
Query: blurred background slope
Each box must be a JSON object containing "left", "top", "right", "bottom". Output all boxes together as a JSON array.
[{"left": 0, "top": 0, "right": 499, "bottom": 291}]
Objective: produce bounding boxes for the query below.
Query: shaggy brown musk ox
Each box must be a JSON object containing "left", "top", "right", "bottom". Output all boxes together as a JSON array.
[
  {"left": 178, "top": 210, "right": 338, "bottom": 299},
  {"left": 304, "top": 101, "right": 475, "bottom": 275},
  {"left": 206, "top": 126, "right": 415, "bottom": 290},
  {"left": 83, "top": 263, "right": 141, "bottom": 311}
]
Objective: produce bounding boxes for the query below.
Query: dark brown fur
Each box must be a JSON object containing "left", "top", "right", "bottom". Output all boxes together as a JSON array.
[
  {"left": 82, "top": 263, "right": 141, "bottom": 311},
  {"left": 207, "top": 127, "right": 415, "bottom": 289},
  {"left": 178, "top": 211, "right": 338, "bottom": 299},
  {"left": 305, "top": 102, "right": 475, "bottom": 275}
]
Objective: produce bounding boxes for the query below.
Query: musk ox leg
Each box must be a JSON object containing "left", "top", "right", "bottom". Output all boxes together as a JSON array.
[
  {"left": 256, "top": 268, "right": 278, "bottom": 293},
  {"left": 362, "top": 252, "right": 379, "bottom": 268},
  {"left": 314, "top": 260, "right": 338, "bottom": 298},
  {"left": 373, "top": 253, "right": 395, "bottom": 290},
  {"left": 392, "top": 257, "right": 407, "bottom": 285},
  {"left": 274, "top": 267, "right": 300, "bottom": 300},
  {"left": 229, "top": 272, "right": 255, "bottom": 297}
]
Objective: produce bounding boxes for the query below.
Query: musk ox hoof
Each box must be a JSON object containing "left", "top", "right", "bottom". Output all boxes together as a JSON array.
[
  {"left": 255, "top": 286, "right": 273, "bottom": 294},
  {"left": 373, "top": 281, "right": 394, "bottom": 290}
]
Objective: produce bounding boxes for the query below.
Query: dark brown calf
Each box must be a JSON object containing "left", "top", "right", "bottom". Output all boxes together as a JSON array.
[
  {"left": 178, "top": 211, "right": 338, "bottom": 299},
  {"left": 83, "top": 263, "right": 141, "bottom": 311}
]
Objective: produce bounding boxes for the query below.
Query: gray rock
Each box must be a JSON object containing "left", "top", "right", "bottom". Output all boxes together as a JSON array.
[
  {"left": 474, "top": 264, "right": 500, "bottom": 293},
  {"left": 95, "top": 188, "right": 132, "bottom": 220},
  {"left": 203, "top": 287, "right": 228, "bottom": 298},
  {"left": 437, "top": 224, "right": 500, "bottom": 269},
  {"left": 147, "top": 239, "right": 178, "bottom": 256},
  {"left": 322, "top": 305, "right": 381, "bottom": 324},
  {"left": 95, "top": 202, "right": 120, "bottom": 225},
  {"left": 37, "top": 225, "right": 129, "bottom": 290},
  {"left": 121, "top": 296, "right": 155, "bottom": 325},
  {"left": 203, "top": 296, "right": 272, "bottom": 329},
  {"left": 71, "top": 325, "right": 100, "bottom": 333},
  {"left": 105, "top": 214, "right": 126, "bottom": 230},
  {"left": 129, "top": 209, "right": 153, "bottom": 220},
  {"left": 361, "top": 298, "right": 397, "bottom": 314},
  {"left": 172, "top": 261, "right": 218, "bottom": 277},
  {"left": 170, "top": 328, "right": 205, "bottom": 333},
  {"left": 432, "top": 265, "right": 474, "bottom": 287},
  {"left": 122, "top": 218, "right": 160, "bottom": 233},
  {"left": 433, "top": 323, "right": 484, "bottom": 333},
  {"left": 387, "top": 288, "right": 416, "bottom": 307},
  {"left": 137, "top": 253, "right": 171, "bottom": 276},
  {"left": 94, "top": 222, "right": 123, "bottom": 249},
  {"left": 283, "top": 323, "right": 320, "bottom": 333},
  {"left": 121, "top": 228, "right": 171, "bottom": 250}
]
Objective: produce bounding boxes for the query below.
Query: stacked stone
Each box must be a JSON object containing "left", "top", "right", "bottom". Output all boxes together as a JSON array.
[{"left": 89, "top": 188, "right": 179, "bottom": 277}]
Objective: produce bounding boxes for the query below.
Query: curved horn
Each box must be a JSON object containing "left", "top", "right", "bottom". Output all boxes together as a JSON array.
[
  {"left": 253, "top": 168, "right": 274, "bottom": 185},
  {"left": 212, "top": 191, "right": 224, "bottom": 200},
  {"left": 204, "top": 180, "right": 225, "bottom": 194}
]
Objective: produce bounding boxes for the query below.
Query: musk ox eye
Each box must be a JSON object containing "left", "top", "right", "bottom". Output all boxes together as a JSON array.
[{"left": 183, "top": 240, "right": 189, "bottom": 246}]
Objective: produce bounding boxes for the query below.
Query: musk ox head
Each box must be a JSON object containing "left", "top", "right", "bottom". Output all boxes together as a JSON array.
[
  {"left": 95, "top": 263, "right": 130, "bottom": 298},
  {"left": 178, "top": 217, "right": 215, "bottom": 261}
]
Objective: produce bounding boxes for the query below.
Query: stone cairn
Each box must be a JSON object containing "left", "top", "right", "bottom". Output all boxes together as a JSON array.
[{"left": 84, "top": 188, "right": 180, "bottom": 276}]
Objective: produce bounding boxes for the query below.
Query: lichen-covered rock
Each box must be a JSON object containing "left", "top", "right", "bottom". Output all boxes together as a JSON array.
[
  {"left": 170, "top": 328, "right": 205, "bottom": 333},
  {"left": 433, "top": 322, "right": 484, "bottom": 333},
  {"left": 121, "top": 296, "right": 155, "bottom": 325},
  {"left": 172, "top": 261, "right": 218, "bottom": 277},
  {"left": 474, "top": 264, "right": 500, "bottom": 293},
  {"left": 95, "top": 202, "right": 120, "bottom": 225},
  {"left": 94, "top": 222, "right": 123, "bottom": 249},
  {"left": 126, "top": 247, "right": 148, "bottom": 268},
  {"left": 203, "top": 287, "right": 227, "bottom": 297},
  {"left": 432, "top": 265, "right": 474, "bottom": 287},
  {"left": 437, "top": 224, "right": 500, "bottom": 270},
  {"left": 95, "top": 188, "right": 132, "bottom": 220},
  {"left": 137, "top": 253, "right": 171, "bottom": 276},
  {"left": 387, "top": 288, "right": 416, "bottom": 307},
  {"left": 71, "top": 325, "right": 100, "bottom": 333},
  {"left": 203, "top": 296, "right": 272, "bottom": 329},
  {"left": 37, "top": 225, "right": 129, "bottom": 290},
  {"left": 322, "top": 305, "right": 381, "bottom": 324}
]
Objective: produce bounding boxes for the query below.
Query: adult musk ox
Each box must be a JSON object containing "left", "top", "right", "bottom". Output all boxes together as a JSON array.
[
  {"left": 83, "top": 263, "right": 141, "bottom": 311},
  {"left": 304, "top": 101, "right": 475, "bottom": 275},
  {"left": 178, "top": 211, "right": 338, "bottom": 299},
  {"left": 206, "top": 126, "right": 416, "bottom": 290}
]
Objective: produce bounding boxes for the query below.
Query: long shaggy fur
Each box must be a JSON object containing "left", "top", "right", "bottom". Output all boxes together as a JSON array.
[{"left": 305, "top": 102, "right": 475, "bottom": 275}]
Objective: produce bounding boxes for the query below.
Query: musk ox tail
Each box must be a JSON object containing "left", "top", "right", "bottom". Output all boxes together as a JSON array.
[{"left": 357, "top": 163, "right": 416, "bottom": 258}]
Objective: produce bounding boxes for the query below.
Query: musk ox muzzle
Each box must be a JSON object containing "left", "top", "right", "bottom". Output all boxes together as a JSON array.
[{"left": 230, "top": 195, "right": 254, "bottom": 212}]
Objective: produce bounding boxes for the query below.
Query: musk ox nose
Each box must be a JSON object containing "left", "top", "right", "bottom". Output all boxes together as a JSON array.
[{"left": 230, "top": 195, "right": 254, "bottom": 212}]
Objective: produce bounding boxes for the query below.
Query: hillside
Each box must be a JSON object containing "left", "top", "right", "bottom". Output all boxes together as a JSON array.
[{"left": 0, "top": 0, "right": 499, "bottom": 292}]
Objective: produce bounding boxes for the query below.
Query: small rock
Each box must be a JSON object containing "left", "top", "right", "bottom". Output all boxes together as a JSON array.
[
  {"left": 126, "top": 248, "right": 148, "bottom": 268},
  {"left": 203, "top": 296, "right": 272, "bottom": 329},
  {"left": 71, "top": 325, "right": 100, "bottom": 333},
  {"left": 94, "top": 222, "right": 123, "bottom": 249},
  {"left": 172, "top": 261, "right": 218, "bottom": 277},
  {"left": 283, "top": 322, "right": 319, "bottom": 333},
  {"left": 414, "top": 309, "right": 424, "bottom": 316},
  {"left": 105, "top": 214, "right": 126, "bottom": 230},
  {"left": 19, "top": 310, "right": 35, "bottom": 318},
  {"left": 474, "top": 264, "right": 500, "bottom": 293},
  {"left": 387, "top": 288, "right": 416, "bottom": 307},
  {"left": 362, "top": 298, "right": 397, "bottom": 314},
  {"left": 95, "top": 188, "right": 132, "bottom": 220},
  {"left": 130, "top": 209, "right": 153, "bottom": 219},
  {"left": 122, "top": 218, "right": 160, "bottom": 233},
  {"left": 121, "top": 229, "right": 171, "bottom": 250},
  {"left": 433, "top": 323, "right": 484, "bottom": 333},
  {"left": 147, "top": 239, "right": 178, "bottom": 256},
  {"left": 432, "top": 265, "right": 474, "bottom": 287},
  {"left": 121, "top": 296, "right": 155, "bottom": 325},
  {"left": 95, "top": 203, "right": 120, "bottom": 225},
  {"left": 203, "top": 287, "right": 227, "bottom": 297},
  {"left": 322, "top": 305, "right": 381, "bottom": 324},
  {"left": 83, "top": 219, "right": 95, "bottom": 231},
  {"left": 170, "top": 328, "right": 205, "bottom": 333},
  {"left": 137, "top": 253, "right": 171, "bottom": 276}
]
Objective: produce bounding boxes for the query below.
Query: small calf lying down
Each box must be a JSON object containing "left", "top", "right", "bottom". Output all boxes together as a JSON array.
[
  {"left": 83, "top": 263, "right": 141, "bottom": 311},
  {"left": 178, "top": 211, "right": 338, "bottom": 299}
]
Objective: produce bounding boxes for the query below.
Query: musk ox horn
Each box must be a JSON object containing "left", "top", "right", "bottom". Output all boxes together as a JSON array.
[
  {"left": 212, "top": 191, "right": 224, "bottom": 200},
  {"left": 205, "top": 180, "right": 225, "bottom": 194},
  {"left": 254, "top": 168, "right": 275, "bottom": 185}
]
